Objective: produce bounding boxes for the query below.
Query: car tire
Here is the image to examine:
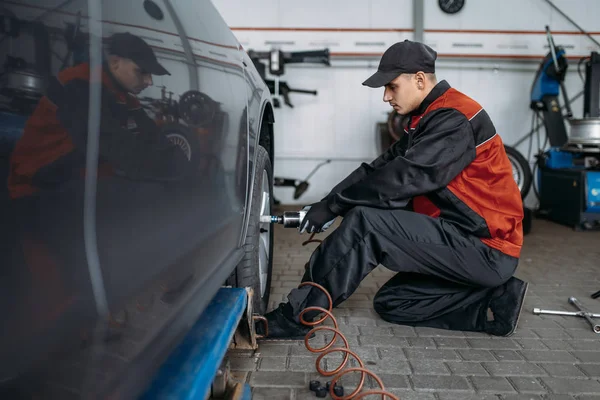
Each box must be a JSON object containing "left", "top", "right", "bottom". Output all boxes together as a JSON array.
[
  {"left": 228, "top": 145, "right": 274, "bottom": 315},
  {"left": 504, "top": 145, "right": 532, "bottom": 199}
]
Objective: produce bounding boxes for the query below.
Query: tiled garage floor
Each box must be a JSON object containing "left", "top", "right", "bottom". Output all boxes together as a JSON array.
[{"left": 231, "top": 207, "right": 600, "bottom": 400}]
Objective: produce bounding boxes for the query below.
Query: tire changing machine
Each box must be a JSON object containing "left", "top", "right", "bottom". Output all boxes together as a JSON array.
[
  {"left": 529, "top": 26, "right": 600, "bottom": 332},
  {"left": 530, "top": 27, "right": 600, "bottom": 231}
]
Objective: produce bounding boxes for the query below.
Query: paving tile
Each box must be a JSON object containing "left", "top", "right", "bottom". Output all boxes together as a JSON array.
[
  {"left": 361, "top": 358, "right": 411, "bottom": 374},
  {"left": 346, "top": 316, "right": 377, "bottom": 326},
  {"left": 469, "top": 376, "right": 516, "bottom": 393},
  {"left": 409, "top": 359, "right": 450, "bottom": 375},
  {"left": 256, "top": 343, "right": 290, "bottom": 357},
  {"left": 415, "top": 327, "right": 466, "bottom": 337},
  {"left": 492, "top": 350, "right": 525, "bottom": 361},
  {"left": 230, "top": 356, "right": 259, "bottom": 371},
  {"left": 437, "top": 394, "right": 499, "bottom": 400},
  {"left": 433, "top": 337, "right": 470, "bottom": 349},
  {"left": 358, "top": 326, "right": 393, "bottom": 336},
  {"left": 507, "top": 377, "right": 546, "bottom": 394},
  {"left": 410, "top": 375, "right": 471, "bottom": 391},
  {"left": 387, "top": 389, "right": 437, "bottom": 400},
  {"left": 251, "top": 387, "right": 293, "bottom": 399},
  {"left": 249, "top": 371, "right": 306, "bottom": 388},
  {"left": 540, "top": 363, "right": 588, "bottom": 378},
  {"left": 404, "top": 348, "right": 461, "bottom": 361},
  {"left": 390, "top": 325, "right": 418, "bottom": 337},
  {"left": 358, "top": 335, "right": 409, "bottom": 347},
  {"left": 287, "top": 356, "right": 317, "bottom": 372},
  {"left": 366, "top": 373, "right": 409, "bottom": 389},
  {"left": 468, "top": 338, "right": 520, "bottom": 350},
  {"left": 515, "top": 339, "right": 550, "bottom": 350},
  {"left": 458, "top": 349, "right": 497, "bottom": 362},
  {"left": 378, "top": 347, "right": 408, "bottom": 360},
  {"left": 541, "top": 377, "right": 600, "bottom": 394},
  {"left": 406, "top": 337, "right": 436, "bottom": 348},
  {"left": 543, "top": 395, "right": 576, "bottom": 400},
  {"left": 568, "top": 340, "right": 600, "bottom": 351},
  {"left": 578, "top": 364, "right": 600, "bottom": 378},
  {"left": 572, "top": 351, "right": 600, "bottom": 363},
  {"left": 445, "top": 361, "right": 489, "bottom": 376},
  {"left": 541, "top": 340, "right": 573, "bottom": 351},
  {"left": 519, "top": 350, "right": 579, "bottom": 363},
  {"left": 530, "top": 328, "right": 573, "bottom": 340},
  {"left": 482, "top": 361, "right": 546, "bottom": 377}
]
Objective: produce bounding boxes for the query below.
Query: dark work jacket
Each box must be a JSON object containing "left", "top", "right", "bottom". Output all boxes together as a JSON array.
[
  {"left": 8, "top": 62, "right": 188, "bottom": 199},
  {"left": 325, "top": 80, "right": 524, "bottom": 258}
]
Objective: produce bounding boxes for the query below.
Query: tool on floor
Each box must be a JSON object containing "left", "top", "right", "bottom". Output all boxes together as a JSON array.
[
  {"left": 592, "top": 290, "right": 600, "bottom": 299},
  {"left": 533, "top": 297, "right": 600, "bottom": 333}
]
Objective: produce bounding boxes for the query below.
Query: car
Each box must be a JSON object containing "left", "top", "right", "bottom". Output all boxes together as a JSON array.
[{"left": 0, "top": 0, "right": 275, "bottom": 397}]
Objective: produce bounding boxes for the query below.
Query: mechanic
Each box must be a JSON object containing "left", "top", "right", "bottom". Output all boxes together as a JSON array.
[
  {"left": 258, "top": 40, "right": 528, "bottom": 340},
  {"left": 7, "top": 32, "right": 189, "bottom": 200}
]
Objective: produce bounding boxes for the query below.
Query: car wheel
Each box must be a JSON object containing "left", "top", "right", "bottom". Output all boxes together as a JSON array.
[
  {"left": 229, "top": 145, "right": 274, "bottom": 315},
  {"left": 160, "top": 122, "right": 199, "bottom": 162},
  {"left": 504, "top": 145, "right": 532, "bottom": 199}
]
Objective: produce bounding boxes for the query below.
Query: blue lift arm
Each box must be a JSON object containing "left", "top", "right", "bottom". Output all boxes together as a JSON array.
[{"left": 140, "top": 287, "right": 253, "bottom": 400}]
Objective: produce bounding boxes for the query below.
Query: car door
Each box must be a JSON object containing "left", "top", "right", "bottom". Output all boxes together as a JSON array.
[
  {"left": 167, "top": 0, "right": 250, "bottom": 241},
  {"left": 1, "top": 0, "right": 251, "bottom": 397}
]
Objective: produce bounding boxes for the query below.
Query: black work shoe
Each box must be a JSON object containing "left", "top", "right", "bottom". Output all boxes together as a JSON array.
[
  {"left": 486, "top": 277, "right": 529, "bottom": 337},
  {"left": 255, "top": 302, "right": 313, "bottom": 341}
]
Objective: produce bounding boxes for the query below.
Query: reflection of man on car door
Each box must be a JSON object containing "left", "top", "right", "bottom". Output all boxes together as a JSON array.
[
  {"left": 6, "top": 33, "right": 190, "bottom": 333},
  {"left": 8, "top": 32, "right": 189, "bottom": 200}
]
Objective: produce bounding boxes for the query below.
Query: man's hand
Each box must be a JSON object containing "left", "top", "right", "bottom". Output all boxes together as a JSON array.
[{"left": 299, "top": 200, "right": 337, "bottom": 234}]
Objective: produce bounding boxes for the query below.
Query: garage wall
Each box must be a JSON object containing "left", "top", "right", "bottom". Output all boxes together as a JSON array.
[{"left": 211, "top": 0, "right": 600, "bottom": 207}]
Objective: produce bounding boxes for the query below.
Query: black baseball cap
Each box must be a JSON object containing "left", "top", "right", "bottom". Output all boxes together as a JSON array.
[
  {"left": 363, "top": 40, "right": 437, "bottom": 88},
  {"left": 107, "top": 32, "right": 171, "bottom": 76}
]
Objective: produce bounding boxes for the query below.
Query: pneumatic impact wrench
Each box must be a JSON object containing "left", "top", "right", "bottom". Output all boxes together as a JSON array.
[{"left": 260, "top": 211, "right": 307, "bottom": 228}]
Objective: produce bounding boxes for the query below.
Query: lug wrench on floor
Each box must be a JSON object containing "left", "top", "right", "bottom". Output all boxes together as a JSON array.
[{"left": 533, "top": 297, "right": 600, "bottom": 333}]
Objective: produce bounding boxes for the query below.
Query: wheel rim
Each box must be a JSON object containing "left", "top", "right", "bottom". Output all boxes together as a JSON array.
[
  {"left": 258, "top": 170, "right": 271, "bottom": 298},
  {"left": 166, "top": 133, "right": 192, "bottom": 161},
  {"left": 507, "top": 154, "right": 525, "bottom": 193}
]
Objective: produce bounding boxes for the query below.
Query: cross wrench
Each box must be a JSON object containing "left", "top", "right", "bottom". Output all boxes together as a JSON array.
[{"left": 533, "top": 297, "right": 600, "bottom": 333}]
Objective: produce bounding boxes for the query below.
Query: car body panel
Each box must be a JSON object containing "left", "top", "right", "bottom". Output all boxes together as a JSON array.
[{"left": 0, "top": 0, "right": 273, "bottom": 397}]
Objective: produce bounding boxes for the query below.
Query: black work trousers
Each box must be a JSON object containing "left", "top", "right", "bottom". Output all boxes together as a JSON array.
[{"left": 286, "top": 207, "right": 519, "bottom": 332}]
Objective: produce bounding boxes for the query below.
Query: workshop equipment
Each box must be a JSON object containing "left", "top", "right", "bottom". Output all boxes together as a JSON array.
[
  {"left": 273, "top": 159, "right": 332, "bottom": 200},
  {"left": 248, "top": 48, "right": 330, "bottom": 108},
  {"left": 529, "top": 26, "right": 600, "bottom": 230},
  {"left": 249, "top": 47, "right": 332, "bottom": 203},
  {"left": 533, "top": 297, "right": 600, "bottom": 334}
]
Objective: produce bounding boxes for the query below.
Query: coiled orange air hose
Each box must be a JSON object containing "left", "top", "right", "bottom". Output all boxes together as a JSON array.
[
  {"left": 297, "top": 233, "right": 399, "bottom": 399},
  {"left": 298, "top": 281, "right": 399, "bottom": 400}
]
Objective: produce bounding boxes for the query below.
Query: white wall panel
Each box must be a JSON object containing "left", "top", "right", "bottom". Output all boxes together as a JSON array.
[
  {"left": 211, "top": 0, "right": 280, "bottom": 27},
  {"left": 211, "top": 0, "right": 600, "bottom": 207},
  {"left": 424, "top": 0, "right": 551, "bottom": 31},
  {"left": 279, "top": 0, "right": 371, "bottom": 28},
  {"left": 369, "top": 0, "right": 413, "bottom": 29}
]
